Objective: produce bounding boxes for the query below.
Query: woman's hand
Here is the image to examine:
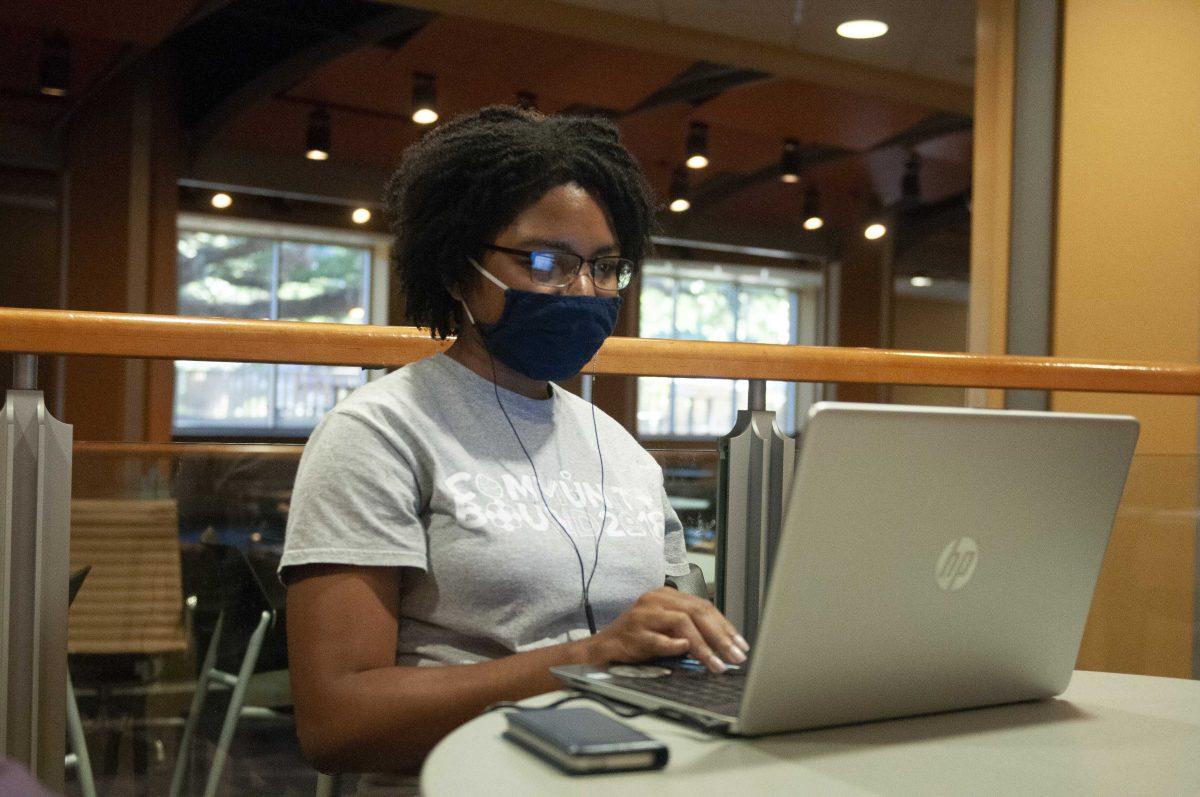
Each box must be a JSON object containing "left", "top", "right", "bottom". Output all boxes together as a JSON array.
[{"left": 581, "top": 587, "right": 750, "bottom": 673}]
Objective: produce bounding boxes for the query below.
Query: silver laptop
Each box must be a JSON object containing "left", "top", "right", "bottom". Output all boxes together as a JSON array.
[{"left": 553, "top": 401, "right": 1139, "bottom": 735}]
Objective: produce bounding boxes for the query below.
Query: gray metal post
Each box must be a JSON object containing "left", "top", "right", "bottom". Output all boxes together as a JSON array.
[
  {"left": 1, "top": 356, "right": 73, "bottom": 792},
  {"left": 1006, "top": 0, "right": 1061, "bottom": 411},
  {"left": 747, "top": 379, "right": 766, "bottom": 412},
  {"left": 13, "top": 354, "right": 37, "bottom": 390},
  {"left": 716, "top": 395, "right": 797, "bottom": 647}
]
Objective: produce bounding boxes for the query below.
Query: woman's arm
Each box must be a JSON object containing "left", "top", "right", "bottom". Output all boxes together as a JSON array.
[{"left": 287, "top": 563, "right": 746, "bottom": 774}]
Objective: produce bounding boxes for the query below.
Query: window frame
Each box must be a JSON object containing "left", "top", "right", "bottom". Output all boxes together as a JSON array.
[
  {"left": 635, "top": 258, "right": 823, "bottom": 441},
  {"left": 173, "top": 213, "right": 391, "bottom": 439}
]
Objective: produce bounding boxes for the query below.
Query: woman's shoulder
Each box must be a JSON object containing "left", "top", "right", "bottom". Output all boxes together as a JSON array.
[{"left": 352, "top": 353, "right": 459, "bottom": 402}]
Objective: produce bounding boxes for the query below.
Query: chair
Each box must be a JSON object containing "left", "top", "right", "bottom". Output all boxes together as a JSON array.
[
  {"left": 169, "top": 543, "right": 281, "bottom": 797},
  {"left": 68, "top": 498, "right": 187, "bottom": 787},
  {"left": 315, "top": 771, "right": 342, "bottom": 796},
  {"left": 66, "top": 566, "right": 96, "bottom": 797},
  {"left": 665, "top": 562, "right": 709, "bottom": 599},
  {"left": 68, "top": 499, "right": 187, "bottom": 656}
]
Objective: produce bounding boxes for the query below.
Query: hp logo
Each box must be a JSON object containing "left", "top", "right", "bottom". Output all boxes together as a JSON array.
[{"left": 936, "top": 537, "right": 978, "bottom": 591}]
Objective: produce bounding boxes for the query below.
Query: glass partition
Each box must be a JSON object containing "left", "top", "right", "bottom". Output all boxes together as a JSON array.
[
  {"left": 1078, "top": 452, "right": 1199, "bottom": 679},
  {"left": 67, "top": 443, "right": 317, "bottom": 796},
  {"left": 647, "top": 447, "right": 720, "bottom": 595},
  {"left": 62, "top": 440, "right": 724, "bottom": 795},
  {"left": 59, "top": 414, "right": 1198, "bottom": 794}
]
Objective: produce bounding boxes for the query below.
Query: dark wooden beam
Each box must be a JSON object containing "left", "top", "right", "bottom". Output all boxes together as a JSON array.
[{"left": 180, "top": 3, "right": 435, "bottom": 153}]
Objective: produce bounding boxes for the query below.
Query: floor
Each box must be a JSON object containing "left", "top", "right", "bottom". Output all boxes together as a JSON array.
[{"left": 65, "top": 712, "right": 358, "bottom": 796}]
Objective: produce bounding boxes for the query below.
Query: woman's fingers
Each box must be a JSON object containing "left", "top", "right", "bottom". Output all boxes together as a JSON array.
[
  {"left": 647, "top": 608, "right": 727, "bottom": 673},
  {"left": 630, "top": 630, "right": 690, "bottom": 660},
  {"left": 598, "top": 589, "right": 750, "bottom": 672},
  {"left": 652, "top": 590, "right": 748, "bottom": 665},
  {"left": 690, "top": 607, "right": 748, "bottom": 665}
]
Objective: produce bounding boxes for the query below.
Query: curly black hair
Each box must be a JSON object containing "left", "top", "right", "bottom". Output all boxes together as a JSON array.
[{"left": 384, "top": 105, "right": 658, "bottom": 338}]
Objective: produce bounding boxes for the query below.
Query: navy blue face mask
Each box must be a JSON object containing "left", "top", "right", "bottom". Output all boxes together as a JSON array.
[{"left": 462, "top": 258, "right": 621, "bottom": 382}]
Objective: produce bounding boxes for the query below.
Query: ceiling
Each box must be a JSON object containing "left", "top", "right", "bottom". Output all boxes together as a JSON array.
[
  {"left": 0, "top": 0, "right": 976, "bottom": 279},
  {"left": 555, "top": 0, "right": 976, "bottom": 86}
]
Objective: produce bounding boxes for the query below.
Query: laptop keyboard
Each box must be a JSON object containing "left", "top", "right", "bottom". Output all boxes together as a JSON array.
[{"left": 609, "top": 661, "right": 746, "bottom": 717}]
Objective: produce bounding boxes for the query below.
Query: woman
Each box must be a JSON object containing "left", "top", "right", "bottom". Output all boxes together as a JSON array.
[{"left": 282, "top": 106, "right": 747, "bottom": 787}]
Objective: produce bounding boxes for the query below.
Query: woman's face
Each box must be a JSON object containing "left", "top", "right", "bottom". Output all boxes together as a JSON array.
[{"left": 460, "top": 182, "right": 620, "bottom": 325}]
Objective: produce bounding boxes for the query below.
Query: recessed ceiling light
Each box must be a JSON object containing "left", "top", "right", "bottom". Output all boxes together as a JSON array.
[
  {"left": 837, "top": 19, "right": 889, "bottom": 39},
  {"left": 910, "top": 276, "right": 933, "bottom": 287},
  {"left": 669, "top": 198, "right": 691, "bottom": 213},
  {"left": 803, "top": 216, "right": 824, "bottom": 231},
  {"left": 412, "top": 107, "right": 438, "bottom": 125},
  {"left": 351, "top": 207, "right": 372, "bottom": 224},
  {"left": 211, "top": 192, "right": 232, "bottom": 209},
  {"left": 864, "top": 222, "right": 887, "bottom": 240}
]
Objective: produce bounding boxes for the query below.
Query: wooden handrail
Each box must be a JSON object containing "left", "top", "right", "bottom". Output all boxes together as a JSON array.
[
  {"left": 4, "top": 307, "right": 1200, "bottom": 395},
  {"left": 73, "top": 442, "right": 303, "bottom": 457},
  {"left": 70, "top": 442, "right": 721, "bottom": 459}
]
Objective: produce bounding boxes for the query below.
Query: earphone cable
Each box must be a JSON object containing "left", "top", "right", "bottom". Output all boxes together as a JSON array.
[
  {"left": 583, "top": 358, "right": 607, "bottom": 598},
  {"left": 484, "top": 348, "right": 605, "bottom": 635}
]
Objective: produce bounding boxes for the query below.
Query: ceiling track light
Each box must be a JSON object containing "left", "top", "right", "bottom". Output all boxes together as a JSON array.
[
  {"left": 516, "top": 91, "right": 538, "bottom": 111},
  {"left": 305, "top": 105, "right": 331, "bottom": 161},
  {"left": 412, "top": 72, "right": 438, "bottom": 125},
  {"left": 685, "top": 121, "right": 709, "bottom": 170},
  {"left": 668, "top": 166, "right": 691, "bottom": 213},
  {"left": 862, "top": 192, "right": 887, "bottom": 240},
  {"left": 39, "top": 32, "right": 70, "bottom": 97},
  {"left": 780, "top": 138, "right": 802, "bottom": 183},
  {"left": 802, "top": 186, "right": 823, "bottom": 230}
]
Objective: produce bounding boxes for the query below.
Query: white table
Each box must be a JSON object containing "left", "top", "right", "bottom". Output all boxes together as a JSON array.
[{"left": 422, "top": 670, "right": 1200, "bottom": 795}]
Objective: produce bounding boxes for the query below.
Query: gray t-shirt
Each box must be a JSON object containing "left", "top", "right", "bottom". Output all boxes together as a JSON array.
[{"left": 281, "top": 352, "right": 691, "bottom": 666}]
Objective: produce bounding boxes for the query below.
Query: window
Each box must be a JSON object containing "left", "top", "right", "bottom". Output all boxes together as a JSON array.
[
  {"left": 637, "top": 260, "right": 821, "bottom": 438},
  {"left": 173, "top": 215, "right": 388, "bottom": 436}
]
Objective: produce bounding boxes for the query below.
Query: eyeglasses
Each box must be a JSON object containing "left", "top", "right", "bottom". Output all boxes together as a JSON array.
[{"left": 483, "top": 244, "right": 635, "bottom": 292}]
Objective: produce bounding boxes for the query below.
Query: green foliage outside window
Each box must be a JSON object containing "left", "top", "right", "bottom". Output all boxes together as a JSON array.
[{"left": 174, "top": 230, "right": 372, "bottom": 433}]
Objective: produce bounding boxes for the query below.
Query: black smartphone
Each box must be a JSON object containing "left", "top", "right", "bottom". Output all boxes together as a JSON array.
[{"left": 502, "top": 707, "right": 669, "bottom": 775}]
